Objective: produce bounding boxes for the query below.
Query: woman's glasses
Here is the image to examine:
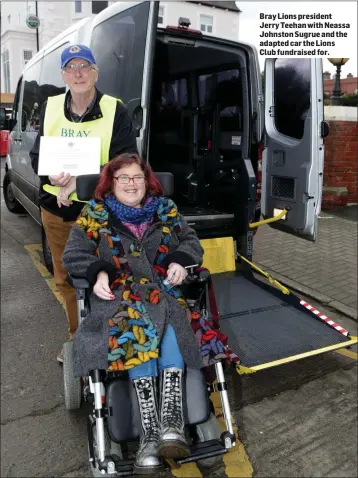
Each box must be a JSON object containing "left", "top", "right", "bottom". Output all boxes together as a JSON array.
[
  {"left": 63, "top": 63, "right": 94, "bottom": 74},
  {"left": 114, "top": 174, "right": 146, "bottom": 184}
]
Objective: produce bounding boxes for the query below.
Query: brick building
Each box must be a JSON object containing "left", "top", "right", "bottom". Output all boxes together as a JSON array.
[
  {"left": 322, "top": 107, "right": 358, "bottom": 209},
  {"left": 324, "top": 74, "right": 358, "bottom": 96}
]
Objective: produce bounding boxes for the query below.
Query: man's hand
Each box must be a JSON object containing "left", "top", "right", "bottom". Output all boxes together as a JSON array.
[
  {"left": 166, "top": 263, "right": 188, "bottom": 286},
  {"left": 57, "top": 177, "right": 76, "bottom": 208},
  {"left": 49, "top": 172, "right": 72, "bottom": 187},
  {"left": 93, "top": 271, "right": 115, "bottom": 301}
]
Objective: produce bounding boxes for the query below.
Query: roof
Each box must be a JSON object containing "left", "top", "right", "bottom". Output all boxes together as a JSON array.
[{"left": 189, "top": 1, "right": 241, "bottom": 13}]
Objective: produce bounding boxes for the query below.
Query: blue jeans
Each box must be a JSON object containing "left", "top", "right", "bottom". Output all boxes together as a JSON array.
[{"left": 128, "top": 324, "right": 184, "bottom": 380}]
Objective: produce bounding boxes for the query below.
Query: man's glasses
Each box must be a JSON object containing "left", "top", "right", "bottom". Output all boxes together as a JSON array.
[
  {"left": 114, "top": 175, "right": 146, "bottom": 184},
  {"left": 63, "top": 63, "right": 95, "bottom": 74}
]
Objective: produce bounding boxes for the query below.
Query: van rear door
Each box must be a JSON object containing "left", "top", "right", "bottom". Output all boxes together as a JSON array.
[
  {"left": 262, "top": 59, "right": 325, "bottom": 241},
  {"left": 90, "top": 1, "right": 159, "bottom": 158}
]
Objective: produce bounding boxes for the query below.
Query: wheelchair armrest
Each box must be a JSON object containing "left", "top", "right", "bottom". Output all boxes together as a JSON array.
[
  {"left": 67, "top": 274, "right": 90, "bottom": 289},
  {"left": 186, "top": 267, "right": 211, "bottom": 283},
  {"left": 195, "top": 267, "right": 211, "bottom": 282}
]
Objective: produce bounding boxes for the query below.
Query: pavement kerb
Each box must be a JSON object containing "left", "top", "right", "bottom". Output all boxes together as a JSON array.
[{"left": 254, "top": 263, "right": 358, "bottom": 322}]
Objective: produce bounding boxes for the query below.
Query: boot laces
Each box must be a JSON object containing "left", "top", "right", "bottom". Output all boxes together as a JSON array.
[
  {"left": 137, "top": 379, "right": 159, "bottom": 443},
  {"left": 162, "top": 370, "right": 182, "bottom": 428}
]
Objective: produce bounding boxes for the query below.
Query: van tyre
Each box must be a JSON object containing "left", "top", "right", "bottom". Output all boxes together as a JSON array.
[
  {"left": 3, "top": 172, "right": 26, "bottom": 214},
  {"left": 63, "top": 341, "right": 82, "bottom": 410},
  {"left": 41, "top": 227, "right": 54, "bottom": 275}
]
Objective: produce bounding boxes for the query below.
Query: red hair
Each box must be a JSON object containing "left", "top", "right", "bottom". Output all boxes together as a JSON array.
[{"left": 94, "top": 153, "right": 164, "bottom": 200}]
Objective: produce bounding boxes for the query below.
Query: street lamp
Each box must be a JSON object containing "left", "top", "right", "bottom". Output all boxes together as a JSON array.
[{"left": 328, "top": 58, "right": 349, "bottom": 106}]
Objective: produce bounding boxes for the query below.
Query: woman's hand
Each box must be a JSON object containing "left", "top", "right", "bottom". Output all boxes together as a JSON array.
[
  {"left": 49, "top": 172, "right": 72, "bottom": 187},
  {"left": 57, "top": 177, "right": 76, "bottom": 208},
  {"left": 166, "top": 263, "right": 188, "bottom": 286},
  {"left": 93, "top": 271, "right": 115, "bottom": 300}
]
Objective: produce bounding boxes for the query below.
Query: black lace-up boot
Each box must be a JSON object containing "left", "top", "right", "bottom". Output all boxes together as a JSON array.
[
  {"left": 157, "top": 367, "right": 190, "bottom": 459},
  {"left": 133, "top": 377, "right": 164, "bottom": 474}
]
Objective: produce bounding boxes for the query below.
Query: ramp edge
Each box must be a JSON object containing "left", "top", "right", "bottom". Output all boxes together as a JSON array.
[
  {"left": 236, "top": 336, "right": 358, "bottom": 374},
  {"left": 299, "top": 300, "right": 350, "bottom": 336}
]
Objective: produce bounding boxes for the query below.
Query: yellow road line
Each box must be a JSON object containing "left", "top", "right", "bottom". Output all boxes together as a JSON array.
[
  {"left": 170, "top": 462, "right": 203, "bottom": 477},
  {"left": 335, "top": 348, "right": 358, "bottom": 360},
  {"left": 25, "top": 244, "right": 65, "bottom": 307},
  {"left": 211, "top": 391, "right": 253, "bottom": 478}
]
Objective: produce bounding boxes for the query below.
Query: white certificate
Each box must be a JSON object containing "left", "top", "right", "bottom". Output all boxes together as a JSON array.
[{"left": 38, "top": 136, "right": 101, "bottom": 176}]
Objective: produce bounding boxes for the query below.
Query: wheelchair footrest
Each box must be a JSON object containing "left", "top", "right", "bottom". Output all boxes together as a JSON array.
[
  {"left": 176, "top": 439, "right": 227, "bottom": 465},
  {"left": 106, "top": 457, "right": 134, "bottom": 476}
]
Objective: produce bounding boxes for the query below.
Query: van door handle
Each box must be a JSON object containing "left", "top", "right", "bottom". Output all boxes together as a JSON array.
[{"left": 321, "top": 121, "right": 329, "bottom": 138}]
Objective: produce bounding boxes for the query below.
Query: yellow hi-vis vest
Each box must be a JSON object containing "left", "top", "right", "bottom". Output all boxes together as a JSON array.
[{"left": 42, "top": 93, "right": 118, "bottom": 202}]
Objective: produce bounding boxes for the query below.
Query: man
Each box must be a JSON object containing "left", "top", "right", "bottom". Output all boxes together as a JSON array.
[{"left": 30, "top": 44, "right": 138, "bottom": 362}]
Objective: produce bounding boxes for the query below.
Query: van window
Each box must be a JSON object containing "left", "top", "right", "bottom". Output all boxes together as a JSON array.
[
  {"left": 12, "top": 77, "right": 23, "bottom": 125},
  {"left": 91, "top": 2, "right": 150, "bottom": 103},
  {"left": 21, "top": 60, "right": 43, "bottom": 132},
  {"left": 40, "top": 44, "right": 67, "bottom": 100},
  {"left": 274, "top": 59, "right": 311, "bottom": 140}
]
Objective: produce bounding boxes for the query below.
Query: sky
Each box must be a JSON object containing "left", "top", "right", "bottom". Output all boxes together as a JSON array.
[{"left": 236, "top": 1, "right": 357, "bottom": 77}]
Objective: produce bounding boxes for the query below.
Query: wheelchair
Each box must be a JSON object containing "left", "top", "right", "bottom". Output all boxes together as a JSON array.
[{"left": 62, "top": 173, "right": 236, "bottom": 476}]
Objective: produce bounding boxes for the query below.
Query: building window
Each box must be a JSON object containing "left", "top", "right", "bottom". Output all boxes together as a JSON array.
[
  {"left": 158, "top": 6, "right": 164, "bottom": 25},
  {"left": 2, "top": 50, "right": 11, "bottom": 93},
  {"left": 92, "top": 1, "right": 108, "bottom": 14},
  {"left": 74, "top": 1, "right": 82, "bottom": 13},
  {"left": 200, "top": 14, "right": 213, "bottom": 33},
  {"left": 24, "top": 50, "right": 33, "bottom": 65}
]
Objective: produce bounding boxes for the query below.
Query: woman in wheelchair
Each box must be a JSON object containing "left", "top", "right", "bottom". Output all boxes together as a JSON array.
[{"left": 62, "top": 153, "right": 228, "bottom": 474}]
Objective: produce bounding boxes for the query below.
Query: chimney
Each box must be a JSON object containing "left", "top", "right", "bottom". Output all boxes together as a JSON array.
[{"left": 323, "top": 71, "right": 331, "bottom": 80}]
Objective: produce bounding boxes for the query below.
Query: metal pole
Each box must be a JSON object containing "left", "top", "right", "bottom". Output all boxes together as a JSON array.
[
  {"left": 330, "top": 64, "right": 342, "bottom": 106},
  {"left": 35, "top": 1, "right": 39, "bottom": 52}
]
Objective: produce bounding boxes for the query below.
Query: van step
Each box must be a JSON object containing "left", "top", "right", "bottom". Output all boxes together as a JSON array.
[{"left": 176, "top": 439, "right": 227, "bottom": 465}]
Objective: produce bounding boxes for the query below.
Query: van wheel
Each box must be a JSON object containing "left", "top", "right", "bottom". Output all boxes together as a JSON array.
[
  {"left": 42, "top": 227, "right": 54, "bottom": 275},
  {"left": 3, "top": 172, "right": 26, "bottom": 214}
]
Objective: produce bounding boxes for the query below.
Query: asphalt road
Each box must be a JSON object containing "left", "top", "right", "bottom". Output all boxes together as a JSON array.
[{"left": 1, "top": 158, "right": 357, "bottom": 478}]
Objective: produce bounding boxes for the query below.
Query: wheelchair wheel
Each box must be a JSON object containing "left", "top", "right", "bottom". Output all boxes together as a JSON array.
[
  {"left": 195, "top": 413, "right": 223, "bottom": 468},
  {"left": 63, "top": 341, "right": 82, "bottom": 410},
  {"left": 89, "top": 426, "right": 123, "bottom": 477}
]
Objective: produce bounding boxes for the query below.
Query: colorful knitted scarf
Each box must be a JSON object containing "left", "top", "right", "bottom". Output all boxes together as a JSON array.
[
  {"left": 104, "top": 194, "right": 160, "bottom": 225},
  {"left": 76, "top": 197, "right": 229, "bottom": 371}
]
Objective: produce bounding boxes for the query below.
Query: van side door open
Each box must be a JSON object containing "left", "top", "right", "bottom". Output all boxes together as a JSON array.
[{"left": 262, "top": 58, "right": 325, "bottom": 241}]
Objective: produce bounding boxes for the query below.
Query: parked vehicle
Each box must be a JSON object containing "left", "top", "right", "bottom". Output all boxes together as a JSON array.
[
  {"left": 3, "top": 1, "right": 326, "bottom": 265},
  {"left": 5, "top": 4, "right": 356, "bottom": 477}
]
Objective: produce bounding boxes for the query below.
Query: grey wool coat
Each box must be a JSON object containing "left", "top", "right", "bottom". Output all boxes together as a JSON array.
[{"left": 62, "top": 199, "right": 204, "bottom": 377}]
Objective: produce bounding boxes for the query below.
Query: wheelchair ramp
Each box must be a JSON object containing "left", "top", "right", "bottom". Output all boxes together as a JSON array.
[{"left": 212, "top": 273, "right": 355, "bottom": 371}]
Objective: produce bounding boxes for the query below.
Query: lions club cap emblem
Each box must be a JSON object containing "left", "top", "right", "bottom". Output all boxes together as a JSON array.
[{"left": 69, "top": 45, "right": 81, "bottom": 53}]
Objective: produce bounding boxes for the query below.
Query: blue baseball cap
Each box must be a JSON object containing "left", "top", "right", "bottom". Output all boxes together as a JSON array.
[{"left": 61, "top": 44, "right": 96, "bottom": 69}]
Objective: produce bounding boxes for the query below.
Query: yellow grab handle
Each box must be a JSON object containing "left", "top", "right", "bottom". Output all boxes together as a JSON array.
[{"left": 249, "top": 208, "right": 288, "bottom": 229}]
